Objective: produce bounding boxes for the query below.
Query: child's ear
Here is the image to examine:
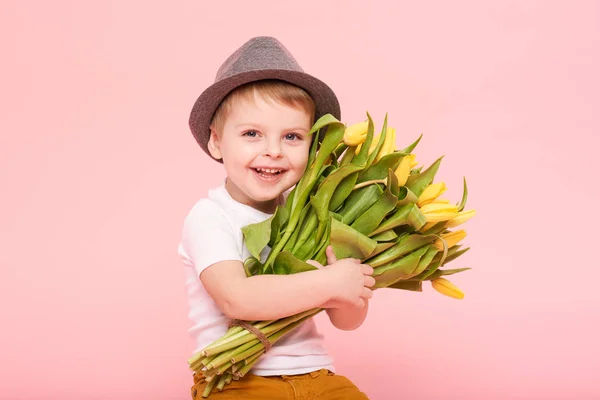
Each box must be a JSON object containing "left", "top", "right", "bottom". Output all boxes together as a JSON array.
[{"left": 207, "top": 127, "right": 223, "bottom": 160}]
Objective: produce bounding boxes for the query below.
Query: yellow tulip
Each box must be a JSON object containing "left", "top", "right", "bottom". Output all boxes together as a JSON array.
[
  {"left": 434, "top": 229, "right": 467, "bottom": 250},
  {"left": 375, "top": 127, "right": 396, "bottom": 161},
  {"left": 417, "top": 182, "right": 447, "bottom": 207},
  {"left": 343, "top": 121, "right": 369, "bottom": 146},
  {"left": 419, "top": 203, "right": 459, "bottom": 223},
  {"left": 446, "top": 209, "right": 476, "bottom": 228},
  {"left": 355, "top": 126, "right": 396, "bottom": 160},
  {"left": 394, "top": 154, "right": 416, "bottom": 186},
  {"left": 431, "top": 278, "right": 465, "bottom": 299}
]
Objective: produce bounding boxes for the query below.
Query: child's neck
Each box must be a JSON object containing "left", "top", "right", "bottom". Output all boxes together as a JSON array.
[{"left": 224, "top": 178, "right": 282, "bottom": 214}]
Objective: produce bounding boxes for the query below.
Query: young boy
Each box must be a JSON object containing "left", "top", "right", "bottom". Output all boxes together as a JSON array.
[{"left": 179, "top": 36, "right": 375, "bottom": 399}]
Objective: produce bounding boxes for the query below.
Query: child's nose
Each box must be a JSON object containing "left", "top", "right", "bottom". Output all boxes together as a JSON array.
[{"left": 263, "top": 139, "right": 283, "bottom": 158}]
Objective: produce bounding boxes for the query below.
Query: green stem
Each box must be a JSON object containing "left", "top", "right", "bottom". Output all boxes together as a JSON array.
[{"left": 353, "top": 178, "right": 386, "bottom": 190}]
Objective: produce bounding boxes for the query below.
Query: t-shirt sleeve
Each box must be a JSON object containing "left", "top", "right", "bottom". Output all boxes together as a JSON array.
[{"left": 180, "top": 200, "right": 243, "bottom": 277}]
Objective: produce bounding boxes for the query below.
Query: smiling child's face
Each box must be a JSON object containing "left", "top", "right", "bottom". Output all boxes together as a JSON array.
[{"left": 207, "top": 90, "right": 313, "bottom": 214}]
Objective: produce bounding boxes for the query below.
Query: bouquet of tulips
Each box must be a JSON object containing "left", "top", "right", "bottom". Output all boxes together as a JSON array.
[{"left": 189, "top": 112, "right": 476, "bottom": 397}]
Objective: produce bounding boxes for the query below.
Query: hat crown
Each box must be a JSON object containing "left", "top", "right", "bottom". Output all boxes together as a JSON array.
[{"left": 215, "top": 36, "right": 304, "bottom": 81}]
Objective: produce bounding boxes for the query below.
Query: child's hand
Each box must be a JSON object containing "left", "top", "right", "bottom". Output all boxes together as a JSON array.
[{"left": 306, "top": 246, "right": 375, "bottom": 309}]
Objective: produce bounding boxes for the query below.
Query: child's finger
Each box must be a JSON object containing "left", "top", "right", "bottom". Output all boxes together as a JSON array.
[
  {"left": 325, "top": 245, "right": 337, "bottom": 265},
  {"left": 361, "top": 264, "right": 374, "bottom": 275}
]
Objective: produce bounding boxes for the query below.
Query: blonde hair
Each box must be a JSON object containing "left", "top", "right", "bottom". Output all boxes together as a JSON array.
[{"left": 210, "top": 79, "right": 316, "bottom": 135}]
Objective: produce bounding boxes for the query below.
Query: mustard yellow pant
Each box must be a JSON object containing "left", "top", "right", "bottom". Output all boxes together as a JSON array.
[{"left": 191, "top": 368, "right": 369, "bottom": 399}]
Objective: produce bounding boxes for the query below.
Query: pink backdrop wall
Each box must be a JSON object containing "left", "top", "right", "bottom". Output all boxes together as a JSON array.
[{"left": 2, "top": 1, "right": 599, "bottom": 399}]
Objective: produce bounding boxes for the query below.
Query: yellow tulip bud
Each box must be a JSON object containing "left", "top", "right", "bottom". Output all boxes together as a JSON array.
[
  {"left": 419, "top": 203, "right": 459, "bottom": 223},
  {"left": 394, "top": 154, "right": 415, "bottom": 186},
  {"left": 375, "top": 127, "right": 396, "bottom": 161},
  {"left": 434, "top": 229, "right": 467, "bottom": 250},
  {"left": 417, "top": 182, "right": 447, "bottom": 207},
  {"left": 446, "top": 209, "right": 476, "bottom": 228},
  {"left": 343, "top": 121, "right": 368, "bottom": 146},
  {"left": 431, "top": 278, "right": 464, "bottom": 299}
]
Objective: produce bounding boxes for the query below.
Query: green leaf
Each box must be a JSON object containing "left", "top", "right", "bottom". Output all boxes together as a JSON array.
[
  {"left": 329, "top": 172, "right": 360, "bottom": 211},
  {"left": 366, "top": 241, "right": 398, "bottom": 259},
  {"left": 351, "top": 171, "right": 398, "bottom": 236},
  {"left": 370, "top": 229, "right": 398, "bottom": 242},
  {"left": 337, "top": 184, "right": 382, "bottom": 225},
  {"left": 273, "top": 251, "right": 318, "bottom": 275},
  {"left": 405, "top": 156, "right": 443, "bottom": 197},
  {"left": 365, "top": 234, "right": 436, "bottom": 267},
  {"left": 268, "top": 206, "right": 289, "bottom": 247},
  {"left": 424, "top": 267, "right": 471, "bottom": 281},
  {"left": 457, "top": 177, "right": 469, "bottom": 212},
  {"left": 399, "top": 134, "right": 422, "bottom": 154},
  {"left": 311, "top": 163, "right": 365, "bottom": 243},
  {"left": 365, "top": 113, "right": 388, "bottom": 167},
  {"left": 409, "top": 245, "right": 439, "bottom": 278},
  {"left": 351, "top": 112, "right": 375, "bottom": 167},
  {"left": 357, "top": 151, "right": 405, "bottom": 183},
  {"left": 242, "top": 216, "right": 274, "bottom": 261},
  {"left": 373, "top": 246, "right": 430, "bottom": 288},
  {"left": 369, "top": 203, "right": 424, "bottom": 236},
  {"left": 330, "top": 218, "right": 377, "bottom": 259},
  {"left": 386, "top": 280, "right": 423, "bottom": 292},
  {"left": 243, "top": 257, "right": 263, "bottom": 277}
]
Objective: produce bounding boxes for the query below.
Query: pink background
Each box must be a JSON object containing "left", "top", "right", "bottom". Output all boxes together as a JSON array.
[{"left": 2, "top": 1, "right": 599, "bottom": 399}]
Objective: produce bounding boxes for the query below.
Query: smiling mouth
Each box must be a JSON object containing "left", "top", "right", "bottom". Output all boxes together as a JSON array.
[{"left": 252, "top": 167, "right": 287, "bottom": 179}]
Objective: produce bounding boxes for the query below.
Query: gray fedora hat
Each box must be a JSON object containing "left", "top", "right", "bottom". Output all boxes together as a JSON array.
[{"left": 189, "top": 36, "right": 341, "bottom": 162}]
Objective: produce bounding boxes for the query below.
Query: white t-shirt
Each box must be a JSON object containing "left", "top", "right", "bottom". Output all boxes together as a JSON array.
[{"left": 178, "top": 183, "right": 334, "bottom": 376}]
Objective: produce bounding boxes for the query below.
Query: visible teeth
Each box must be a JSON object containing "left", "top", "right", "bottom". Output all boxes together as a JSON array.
[{"left": 256, "top": 168, "right": 282, "bottom": 174}]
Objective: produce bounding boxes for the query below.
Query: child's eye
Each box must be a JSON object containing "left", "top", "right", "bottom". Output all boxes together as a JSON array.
[
  {"left": 242, "top": 130, "right": 259, "bottom": 137},
  {"left": 284, "top": 133, "right": 302, "bottom": 140}
]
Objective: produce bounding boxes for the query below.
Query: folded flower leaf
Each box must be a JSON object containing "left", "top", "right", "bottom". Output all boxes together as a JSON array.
[
  {"left": 330, "top": 218, "right": 377, "bottom": 259},
  {"left": 243, "top": 257, "right": 262, "bottom": 277},
  {"left": 395, "top": 186, "right": 419, "bottom": 206},
  {"left": 405, "top": 156, "right": 443, "bottom": 197}
]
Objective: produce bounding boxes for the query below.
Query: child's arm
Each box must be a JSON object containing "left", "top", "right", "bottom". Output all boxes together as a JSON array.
[{"left": 200, "top": 256, "right": 374, "bottom": 321}]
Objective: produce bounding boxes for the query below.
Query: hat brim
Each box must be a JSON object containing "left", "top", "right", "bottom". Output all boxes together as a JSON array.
[{"left": 189, "top": 69, "right": 341, "bottom": 163}]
